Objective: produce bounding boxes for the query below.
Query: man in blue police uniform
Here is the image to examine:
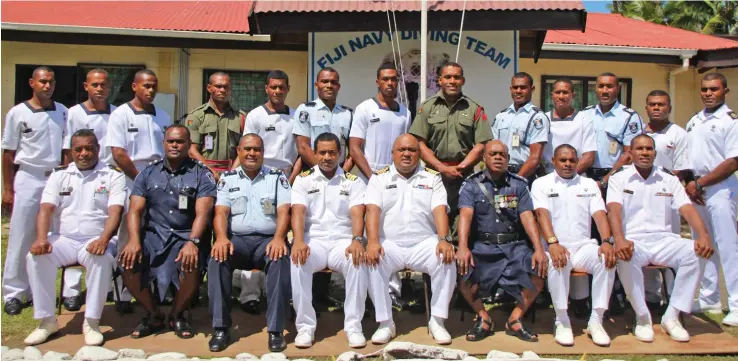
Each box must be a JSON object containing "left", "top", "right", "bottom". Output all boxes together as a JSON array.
[
  {"left": 492, "top": 72, "right": 550, "bottom": 183},
  {"left": 117, "top": 125, "right": 216, "bottom": 340},
  {"left": 207, "top": 134, "right": 292, "bottom": 352},
  {"left": 455, "top": 140, "right": 548, "bottom": 342}
]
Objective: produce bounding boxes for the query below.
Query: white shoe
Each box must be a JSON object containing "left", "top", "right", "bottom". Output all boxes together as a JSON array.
[
  {"left": 294, "top": 329, "right": 314, "bottom": 348},
  {"left": 24, "top": 318, "right": 59, "bottom": 345},
  {"left": 347, "top": 332, "right": 366, "bottom": 348},
  {"left": 661, "top": 318, "right": 690, "bottom": 342},
  {"left": 722, "top": 311, "right": 738, "bottom": 327},
  {"left": 633, "top": 316, "right": 654, "bottom": 342},
  {"left": 428, "top": 317, "right": 452, "bottom": 345},
  {"left": 691, "top": 300, "right": 723, "bottom": 314},
  {"left": 554, "top": 322, "right": 574, "bottom": 346},
  {"left": 371, "top": 322, "right": 396, "bottom": 344},
  {"left": 586, "top": 322, "right": 611, "bottom": 347},
  {"left": 83, "top": 318, "right": 104, "bottom": 346}
]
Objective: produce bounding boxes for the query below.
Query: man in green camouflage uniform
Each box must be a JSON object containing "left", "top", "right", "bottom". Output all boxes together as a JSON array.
[{"left": 409, "top": 62, "right": 493, "bottom": 239}]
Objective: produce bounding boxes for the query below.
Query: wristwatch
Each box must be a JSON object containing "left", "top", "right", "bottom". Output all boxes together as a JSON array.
[
  {"left": 695, "top": 179, "right": 704, "bottom": 193},
  {"left": 188, "top": 238, "right": 200, "bottom": 245},
  {"left": 439, "top": 235, "right": 453, "bottom": 243},
  {"left": 546, "top": 236, "right": 559, "bottom": 245},
  {"left": 603, "top": 236, "right": 615, "bottom": 245},
  {"left": 352, "top": 235, "right": 367, "bottom": 247}
]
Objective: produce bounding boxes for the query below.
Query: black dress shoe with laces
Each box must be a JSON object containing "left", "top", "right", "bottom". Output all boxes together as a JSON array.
[
  {"left": 4, "top": 298, "right": 24, "bottom": 315},
  {"left": 268, "top": 332, "right": 287, "bottom": 352},
  {"left": 209, "top": 328, "right": 230, "bottom": 352},
  {"left": 240, "top": 300, "right": 260, "bottom": 315},
  {"left": 390, "top": 293, "right": 408, "bottom": 311},
  {"left": 63, "top": 295, "right": 84, "bottom": 311}
]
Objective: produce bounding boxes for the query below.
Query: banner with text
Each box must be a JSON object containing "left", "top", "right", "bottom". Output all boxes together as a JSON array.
[{"left": 308, "top": 30, "right": 517, "bottom": 116}]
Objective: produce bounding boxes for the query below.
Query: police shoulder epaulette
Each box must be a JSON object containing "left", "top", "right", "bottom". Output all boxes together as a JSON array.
[
  {"left": 222, "top": 170, "right": 238, "bottom": 177},
  {"left": 424, "top": 167, "right": 440, "bottom": 176},
  {"left": 149, "top": 159, "right": 161, "bottom": 166},
  {"left": 340, "top": 105, "right": 354, "bottom": 112},
  {"left": 345, "top": 173, "right": 358, "bottom": 181},
  {"left": 623, "top": 107, "right": 636, "bottom": 114},
  {"left": 304, "top": 102, "right": 316, "bottom": 107},
  {"left": 269, "top": 167, "right": 283, "bottom": 175},
  {"left": 466, "top": 169, "right": 484, "bottom": 180},
  {"left": 508, "top": 172, "right": 528, "bottom": 183},
  {"left": 729, "top": 111, "right": 738, "bottom": 120},
  {"left": 660, "top": 167, "right": 675, "bottom": 176},
  {"left": 374, "top": 166, "right": 390, "bottom": 175},
  {"left": 299, "top": 168, "right": 315, "bottom": 177},
  {"left": 584, "top": 105, "right": 595, "bottom": 110},
  {"left": 532, "top": 106, "right": 543, "bottom": 113},
  {"left": 53, "top": 165, "right": 69, "bottom": 172},
  {"left": 107, "top": 164, "right": 122, "bottom": 172},
  {"left": 499, "top": 107, "right": 508, "bottom": 113}
]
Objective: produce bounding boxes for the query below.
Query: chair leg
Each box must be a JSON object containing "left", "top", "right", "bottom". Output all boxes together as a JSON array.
[
  {"left": 422, "top": 273, "right": 431, "bottom": 332},
  {"left": 57, "top": 267, "right": 66, "bottom": 316},
  {"left": 112, "top": 270, "right": 123, "bottom": 316}
]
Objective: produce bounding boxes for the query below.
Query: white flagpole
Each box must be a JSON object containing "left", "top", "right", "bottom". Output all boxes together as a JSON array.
[{"left": 420, "top": 0, "right": 428, "bottom": 102}]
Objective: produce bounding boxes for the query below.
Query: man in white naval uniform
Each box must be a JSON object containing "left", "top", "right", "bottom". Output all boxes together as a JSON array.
[
  {"left": 684, "top": 73, "right": 738, "bottom": 326},
  {"left": 532, "top": 144, "right": 616, "bottom": 347},
  {"left": 24, "top": 129, "right": 126, "bottom": 346},
  {"left": 608, "top": 134, "right": 713, "bottom": 342},
  {"left": 365, "top": 134, "right": 456, "bottom": 345},
  {"left": 2, "top": 66, "right": 67, "bottom": 315},
  {"left": 290, "top": 132, "right": 368, "bottom": 348}
]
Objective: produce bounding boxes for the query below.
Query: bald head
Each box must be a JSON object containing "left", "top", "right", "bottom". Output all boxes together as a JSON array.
[
  {"left": 483, "top": 140, "right": 510, "bottom": 175},
  {"left": 392, "top": 134, "right": 420, "bottom": 174},
  {"left": 485, "top": 140, "right": 508, "bottom": 155},
  {"left": 393, "top": 133, "right": 418, "bottom": 150}
]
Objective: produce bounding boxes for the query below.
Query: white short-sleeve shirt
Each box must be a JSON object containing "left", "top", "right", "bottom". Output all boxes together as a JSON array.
[
  {"left": 531, "top": 172, "right": 604, "bottom": 246},
  {"left": 64, "top": 103, "right": 117, "bottom": 165},
  {"left": 543, "top": 110, "right": 597, "bottom": 173},
  {"left": 1, "top": 101, "right": 67, "bottom": 171},
  {"left": 364, "top": 164, "right": 447, "bottom": 246},
  {"left": 685, "top": 104, "right": 738, "bottom": 177},
  {"left": 244, "top": 105, "right": 297, "bottom": 171},
  {"left": 41, "top": 161, "right": 127, "bottom": 239},
  {"left": 646, "top": 122, "right": 689, "bottom": 171},
  {"left": 292, "top": 98, "right": 353, "bottom": 164},
  {"left": 606, "top": 166, "right": 690, "bottom": 239},
  {"left": 105, "top": 102, "right": 171, "bottom": 167},
  {"left": 349, "top": 98, "right": 411, "bottom": 171},
  {"left": 291, "top": 166, "right": 366, "bottom": 243}
]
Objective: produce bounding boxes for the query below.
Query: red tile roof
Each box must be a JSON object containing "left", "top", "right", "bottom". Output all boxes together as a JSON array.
[
  {"left": 546, "top": 13, "right": 738, "bottom": 50},
  {"left": 1, "top": 1, "right": 253, "bottom": 33},
  {"left": 253, "top": 0, "right": 584, "bottom": 13}
]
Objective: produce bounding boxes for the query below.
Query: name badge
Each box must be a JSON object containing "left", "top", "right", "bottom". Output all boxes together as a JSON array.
[
  {"left": 624, "top": 189, "right": 634, "bottom": 194},
  {"left": 655, "top": 192, "right": 673, "bottom": 197},
  {"left": 59, "top": 186, "right": 73, "bottom": 196},
  {"left": 204, "top": 135, "right": 214, "bottom": 151},
  {"left": 127, "top": 128, "right": 139, "bottom": 133},
  {"left": 339, "top": 190, "right": 349, "bottom": 196},
  {"left": 609, "top": 140, "right": 618, "bottom": 155},
  {"left": 547, "top": 193, "right": 559, "bottom": 198},
  {"left": 228, "top": 187, "right": 240, "bottom": 192},
  {"left": 265, "top": 126, "right": 276, "bottom": 132},
  {"left": 178, "top": 194, "right": 188, "bottom": 210},
  {"left": 369, "top": 118, "right": 380, "bottom": 123},
  {"left": 261, "top": 198, "right": 275, "bottom": 215},
  {"left": 511, "top": 133, "right": 520, "bottom": 147},
  {"left": 385, "top": 184, "right": 397, "bottom": 189},
  {"left": 59, "top": 191, "right": 71, "bottom": 196},
  {"left": 307, "top": 189, "right": 320, "bottom": 194}
]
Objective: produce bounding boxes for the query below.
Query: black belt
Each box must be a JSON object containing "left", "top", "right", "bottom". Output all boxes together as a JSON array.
[
  {"left": 477, "top": 232, "right": 522, "bottom": 245},
  {"left": 587, "top": 167, "right": 612, "bottom": 179},
  {"left": 507, "top": 165, "right": 521, "bottom": 173}
]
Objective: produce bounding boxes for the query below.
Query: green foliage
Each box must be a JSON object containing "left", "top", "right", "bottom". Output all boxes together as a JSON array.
[{"left": 609, "top": 0, "right": 738, "bottom": 35}]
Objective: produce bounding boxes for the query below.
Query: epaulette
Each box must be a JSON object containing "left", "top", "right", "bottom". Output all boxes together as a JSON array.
[
  {"left": 299, "top": 168, "right": 315, "bottom": 177},
  {"left": 424, "top": 167, "right": 440, "bottom": 176},
  {"left": 53, "top": 165, "right": 69, "bottom": 172},
  {"left": 508, "top": 172, "right": 528, "bottom": 183},
  {"left": 191, "top": 103, "right": 208, "bottom": 112},
  {"left": 623, "top": 107, "right": 636, "bottom": 114},
  {"left": 222, "top": 170, "right": 238, "bottom": 177},
  {"left": 466, "top": 169, "right": 484, "bottom": 180},
  {"left": 584, "top": 105, "right": 595, "bottom": 110},
  {"left": 149, "top": 159, "right": 161, "bottom": 165},
  {"left": 269, "top": 167, "right": 283, "bottom": 175},
  {"left": 345, "top": 173, "right": 358, "bottom": 181},
  {"left": 532, "top": 106, "right": 543, "bottom": 113},
  {"left": 107, "top": 164, "right": 122, "bottom": 172},
  {"left": 304, "top": 102, "right": 316, "bottom": 107},
  {"left": 374, "top": 166, "right": 390, "bottom": 175},
  {"left": 729, "top": 111, "right": 738, "bottom": 120},
  {"left": 239, "top": 110, "right": 248, "bottom": 117},
  {"left": 660, "top": 167, "right": 675, "bottom": 176},
  {"left": 340, "top": 105, "right": 354, "bottom": 112},
  {"left": 195, "top": 160, "right": 206, "bottom": 167}
]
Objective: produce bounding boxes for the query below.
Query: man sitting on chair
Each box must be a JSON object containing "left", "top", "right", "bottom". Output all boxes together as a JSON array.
[{"left": 25, "top": 129, "right": 127, "bottom": 346}]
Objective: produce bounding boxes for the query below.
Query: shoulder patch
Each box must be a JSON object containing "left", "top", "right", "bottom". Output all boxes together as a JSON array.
[
  {"left": 53, "top": 165, "right": 69, "bottom": 172},
  {"left": 222, "top": 170, "right": 238, "bottom": 177},
  {"left": 584, "top": 105, "right": 595, "bottom": 110},
  {"left": 299, "top": 168, "right": 315, "bottom": 177},
  {"left": 269, "top": 167, "right": 283, "bottom": 175},
  {"left": 304, "top": 102, "right": 316, "bottom": 107},
  {"left": 107, "top": 164, "right": 122, "bottom": 172},
  {"left": 729, "top": 111, "right": 738, "bottom": 120},
  {"left": 474, "top": 106, "right": 487, "bottom": 122},
  {"left": 374, "top": 166, "right": 390, "bottom": 175},
  {"left": 424, "top": 167, "right": 440, "bottom": 176},
  {"left": 417, "top": 107, "right": 423, "bottom": 114},
  {"left": 345, "top": 173, "right": 358, "bottom": 181}
]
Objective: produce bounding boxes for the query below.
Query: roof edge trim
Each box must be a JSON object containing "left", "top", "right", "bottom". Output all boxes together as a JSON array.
[{"left": 542, "top": 43, "right": 700, "bottom": 57}]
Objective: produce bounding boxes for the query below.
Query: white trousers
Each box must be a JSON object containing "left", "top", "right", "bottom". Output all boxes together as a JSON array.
[
  {"left": 2, "top": 168, "right": 49, "bottom": 301},
  {"left": 26, "top": 235, "right": 116, "bottom": 320},
  {"left": 696, "top": 178, "right": 738, "bottom": 311},
  {"left": 233, "top": 270, "right": 264, "bottom": 303},
  {"left": 368, "top": 236, "right": 456, "bottom": 323},
  {"left": 292, "top": 238, "right": 368, "bottom": 334},
  {"left": 617, "top": 234, "right": 705, "bottom": 317},
  {"left": 546, "top": 242, "right": 616, "bottom": 311}
]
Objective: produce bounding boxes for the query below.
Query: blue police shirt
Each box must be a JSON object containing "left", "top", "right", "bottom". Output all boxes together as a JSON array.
[
  {"left": 458, "top": 170, "right": 534, "bottom": 236},
  {"left": 292, "top": 98, "right": 353, "bottom": 164},
  {"left": 216, "top": 166, "right": 291, "bottom": 236},
  {"left": 582, "top": 101, "right": 643, "bottom": 168},
  {"left": 492, "top": 103, "right": 550, "bottom": 166},
  {"left": 131, "top": 158, "right": 217, "bottom": 246}
]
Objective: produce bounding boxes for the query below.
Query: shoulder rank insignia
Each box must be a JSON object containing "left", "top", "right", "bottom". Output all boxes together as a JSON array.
[
  {"left": 53, "top": 165, "right": 69, "bottom": 172},
  {"left": 474, "top": 106, "right": 487, "bottom": 122},
  {"left": 374, "top": 166, "right": 390, "bottom": 175},
  {"left": 623, "top": 107, "right": 636, "bottom": 114},
  {"left": 508, "top": 172, "right": 528, "bottom": 183},
  {"left": 149, "top": 159, "right": 161, "bottom": 165},
  {"left": 466, "top": 170, "right": 484, "bottom": 180},
  {"left": 345, "top": 173, "right": 358, "bottom": 181},
  {"left": 584, "top": 105, "right": 595, "bottom": 110},
  {"left": 222, "top": 170, "right": 238, "bottom": 177},
  {"left": 424, "top": 167, "right": 440, "bottom": 176},
  {"left": 729, "top": 111, "right": 738, "bottom": 120},
  {"left": 269, "top": 167, "right": 283, "bottom": 175},
  {"left": 532, "top": 106, "right": 542, "bottom": 113},
  {"left": 299, "top": 168, "right": 315, "bottom": 177},
  {"left": 107, "top": 164, "right": 122, "bottom": 172},
  {"left": 304, "top": 102, "right": 316, "bottom": 107},
  {"left": 340, "top": 105, "right": 354, "bottom": 112}
]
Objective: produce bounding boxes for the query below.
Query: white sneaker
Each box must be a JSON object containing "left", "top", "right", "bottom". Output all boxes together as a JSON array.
[
  {"left": 633, "top": 316, "right": 654, "bottom": 342},
  {"left": 428, "top": 317, "right": 452, "bottom": 345},
  {"left": 24, "top": 318, "right": 59, "bottom": 345},
  {"left": 661, "top": 318, "right": 690, "bottom": 342},
  {"left": 294, "top": 329, "right": 314, "bottom": 348},
  {"left": 347, "top": 332, "right": 366, "bottom": 348},
  {"left": 586, "top": 322, "right": 611, "bottom": 347},
  {"left": 554, "top": 322, "right": 574, "bottom": 346},
  {"left": 691, "top": 300, "right": 723, "bottom": 314},
  {"left": 722, "top": 311, "right": 738, "bottom": 327},
  {"left": 371, "top": 322, "right": 396, "bottom": 344},
  {"left": 83, "top": 318, "right": 104, "bottom": 346}
]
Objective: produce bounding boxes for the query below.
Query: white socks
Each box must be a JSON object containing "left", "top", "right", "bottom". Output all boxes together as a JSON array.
[
  {"left": 554, "top": 308, "right": 571, "bottom": 326},
  {"left": 662, "top": 305, "right": 680, "bottom": 322},
  {"left": 589, "top": 308, "right": 605, "bottom": 324}
]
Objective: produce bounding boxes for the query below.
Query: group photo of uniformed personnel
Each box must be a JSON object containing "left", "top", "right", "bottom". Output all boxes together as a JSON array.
[{"left": 2, "top": 47, "right": 738, "bottom": 356}]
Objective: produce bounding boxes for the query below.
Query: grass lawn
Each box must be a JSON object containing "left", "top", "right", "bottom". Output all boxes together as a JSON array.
[{"left": 1, "top": 217, "right": 737, "bottom": 360}]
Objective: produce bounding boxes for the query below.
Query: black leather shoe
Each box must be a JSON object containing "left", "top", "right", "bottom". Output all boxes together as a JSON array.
[
  {"left": 4, "top": 298, "right": 23, "bottom": 315},
  {"left": 209, "top": 329, "right": 230, "bottom": 352},
  {"left": 63, "top": 295, "right": 83, "bottom": 311},
  {"left": 268, "top": 332, "right": 286, "bottom": 352},
  {"left": 116, "top": 301, "right": 134, "bottom": 314},
  {"left": 390, "top": 293, "right": 408, "bottom": 311},
  {"left": 570, "top": 298, "right": 591, "bottom": 320},
  {"left": 240, "top": 300, "right": 260, "bottom": 315}
]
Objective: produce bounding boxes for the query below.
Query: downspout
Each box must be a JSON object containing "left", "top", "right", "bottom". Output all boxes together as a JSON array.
[
  {"left": 668, "top": 52, "right": 696, "bottom": 122},
  {"left": 177, "top": 48, "right": 190, "bottom": 121}
]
